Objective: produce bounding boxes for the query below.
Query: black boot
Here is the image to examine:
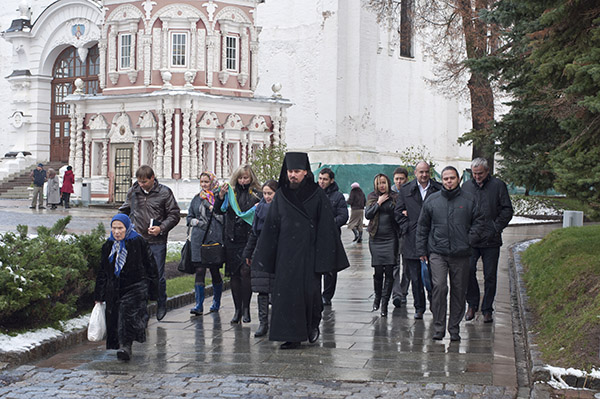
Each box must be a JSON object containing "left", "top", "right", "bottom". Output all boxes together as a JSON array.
[
  {"left": 372, "top": 274, "right": 383, "bottom": 311},
  {"left": 357, "top": 229, "right": 363, "bottom": 243},
  {"left": 380, "top": 277, "right": 394, "bottom": 317},
  {"left": 352, "top": 229, "right": 359, "bottom": 242},
  {"left": 254, "top": 294, "right": 269, "bottom": 337},
  {"left": 230, "top": 308, "right": 242, "bottom": 324},
  {"left": 230, "top": 276, "right": 242, "bottom": 324},
  {"left": 242, "top": 306, "right": 251, "bottom": 323},
  {"left": 117, "top": 342, "right": 132, "bottom": 361}
]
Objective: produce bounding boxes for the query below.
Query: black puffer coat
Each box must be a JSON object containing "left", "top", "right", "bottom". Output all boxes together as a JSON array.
[
  {"left": 186, "top": 195, "right": 224, "bottom": 263},
  {"left": 94, "top": 236, "right": 158, "bottom": 350},
  {"left": 461, "top": 175, "right": 513, "bottom": 248},
  {"left": 243, "top": 198, "right": 275, "bottom": 294},
  {"left": 416, "top": 187, "right": 485, "bottom": 258},
  {"left": 323, "top": 181, "right": 349, "bottom": 232}
]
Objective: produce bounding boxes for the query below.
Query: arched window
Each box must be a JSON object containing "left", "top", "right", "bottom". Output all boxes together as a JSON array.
[{"left": 50, "top": 45, "right": 99, "bottom": 162}]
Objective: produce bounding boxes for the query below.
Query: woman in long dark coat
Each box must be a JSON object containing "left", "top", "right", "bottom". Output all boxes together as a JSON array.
[
  {"left": 214, "top": 164, "right": 262, "bottom": 324},
  {"left": 346, "top": 182, "right": 366, "bottom": 243},
  {"left": 243, "top": 179, "right": 278, "bottom": 337},
  {"left": 365, "top": 174, "right": 399, "bottom": 317},
  {"left": 94, "top": 214, "right": 158, "bottom": 361},
  {"left": 187, "top": 171, "right": 224, "bottom": 315}
]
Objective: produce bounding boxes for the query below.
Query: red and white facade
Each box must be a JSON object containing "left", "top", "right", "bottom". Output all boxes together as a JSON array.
[{"left": 1, "top": 0, "right": 290, "bottom": 203}]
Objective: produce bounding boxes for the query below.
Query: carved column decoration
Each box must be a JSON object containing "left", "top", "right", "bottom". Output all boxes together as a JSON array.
[
  {"left": 241, "top": 132, "right": 248, "bottom": 164},
  {"left": 163, "top": 108, "right": 174, "bottom": 178},
  {"left": 190, "top": 110, "right": 199, "bottom": 178},
  {"left": 197, "top": 29, "right": 206, "bottom": 72},
  {"left": 181, "top": 107, "right": 191, "bottom": 180},
  {"left": 101, "top": 139, "right": 108, "bottom": 176},
  {"left": 206, "top": 34, "right": 216, "bottom": 87},
  {"left": 280, "top": 107, "right": 288, "bottom": 144},
  {"left": 68, "top": 106, "right": 77, "bottom": 168},
  {"left": 215, "top": 131, "right": 223, "bottom": 178},
  {"left": 250, "top": 40, "right": 258, "bottom": 91},
  {"left": 142, "top": 34, "right": 152, "bottom": 86},
  {"left": 156, "top": 106, "right": 165, "bottom": 178},
  {"left": 272, "top": 113, "right": 281, "bottom": 146},
  {"left": 133, "top": 138, "right": 140, "bottom": 171},
  {"left": 108, "top": 25, "right": 118, "bottom": 85},
  {"left": 128, "top": 24, "right": 137, "bottom": 84},
  {"left": 75, "top": 113, "right": 85, "bottom": 178},
  {"left": 161, "top": 23, "right": 169, "bottom": 69},
  {"left": 99, "top": 39, "right": 107, "bottom": 89},
  {"left": 84, "top": 135, "right": 92, "bottom": 178},
  {"left": 238, "top": 29, "right": 249, "bottom": 86},
  {"left": 190, "top": 22, "right": 197, "bottom": 71}
]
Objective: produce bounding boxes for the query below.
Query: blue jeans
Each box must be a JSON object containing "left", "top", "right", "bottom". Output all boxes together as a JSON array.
[
  {"left": 466, "top": 247, "right": 500, "bottom": 315},
  {"left": 149, "top": 243, "right": 167, "bottom": 304}
]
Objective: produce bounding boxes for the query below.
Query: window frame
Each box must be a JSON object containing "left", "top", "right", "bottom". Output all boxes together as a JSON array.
[
  {"left": 170, "top": 31, "right": 189, "bottom": 68},
  {"left": 225, "top": 35, "right": 239, "bottom": 72},
  {"left": 119, "top": 33, "right": 133, "bottom": 70}
]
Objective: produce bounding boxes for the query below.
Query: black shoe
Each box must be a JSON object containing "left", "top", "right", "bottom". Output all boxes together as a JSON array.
[
  {"left": 483, "top": 313, "right": 493, "bottom": 323},
  {"left": 280, "top": 341, "right": 301, "bottom": 350},
  {"left": 29, "top": 206, "right": 35, "bottom": 209},
  {"left": 322, "top": 297, "right": 331, "bottom": 306},
  {"left": 308, "top": 327, "right": 320, "bottom": 344},
  {"left": 117, "top": 344, "right": 132, "bottom": 361},
  {"left": 414, "top": 312, "right": 423, "bottom": 320},
  {"left": 432, "top": 332, "right": 444, "bottom": 340},
  {"left": 230, "top": 308, "right": 242, "bottom": 324},
  {"left": 242, "top": 307, "right": 251, "bottom": 323},
  {"left": 38, "top": 206, "right": 46, "bottom": 209},
  {"left": 381, "top": 307, "right": 388, "bottom": 317},
  {"left": 450, "top": 333, "right": 461, "bottom": 341},
  {"left": 465, "top": 307, "right": 476, "bottom": 321},
  {"left": 393, "top": 297, "right": 402, "bottom": 308},
  {"left": 156, "top": 302, "right": 167, "bottom": 321},
  {"left": 254, "top": 323, "right": 268, "bottom": 337}
]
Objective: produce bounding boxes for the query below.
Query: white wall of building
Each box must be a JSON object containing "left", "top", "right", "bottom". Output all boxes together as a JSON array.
[{"left": 255, "top": 0, "right": 473, "bottom": 170}]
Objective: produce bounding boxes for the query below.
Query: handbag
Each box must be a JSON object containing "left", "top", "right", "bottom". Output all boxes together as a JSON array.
[
  {"left": 177, "top": 227, "right": 195, "bottom": 274},
  {"left": 200, "top": 210, "right": 225, "bottom": 266},
  {"left": 87, "top": 302, "right": 106, "bottom": 342},
  {"left": 421, "top": 259, "right": 432, "bottom": 292}
]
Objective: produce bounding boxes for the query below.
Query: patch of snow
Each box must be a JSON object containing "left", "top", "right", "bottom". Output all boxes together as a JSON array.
[
  {"left": 509, "top": 216, "right": 557, "bottom": 225},
  {"left": 545, "top": 365, "right": 600, "bottom": 390},
  {"left": 0, "top": 314, "right": 89, "bottom": 353}
]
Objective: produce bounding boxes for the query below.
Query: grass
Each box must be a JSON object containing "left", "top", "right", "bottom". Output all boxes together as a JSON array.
[{"left": 522, "top": 225, "right": 600, "bottom": 370}]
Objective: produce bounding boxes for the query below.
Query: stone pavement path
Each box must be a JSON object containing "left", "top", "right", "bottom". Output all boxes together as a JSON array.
[{"left": 0, "top": 199, "right": 564, "bottom": 398}]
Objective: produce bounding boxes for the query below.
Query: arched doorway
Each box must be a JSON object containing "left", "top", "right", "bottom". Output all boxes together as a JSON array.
[{"left": 50, "top": 45, "right": 99, "bottom": 162}]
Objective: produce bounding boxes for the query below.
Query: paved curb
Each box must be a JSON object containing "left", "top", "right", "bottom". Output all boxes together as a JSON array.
[
  {"left": 510, "top": 240, "right": 600, "bottom": 397},
  {"left": 0, "top": 283, "right": 229, "bottom": 370}
]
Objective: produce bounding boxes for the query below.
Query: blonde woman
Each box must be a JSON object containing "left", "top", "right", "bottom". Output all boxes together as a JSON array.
[{"left": 214, "top": 165, "right": 262, "bottom": 324}]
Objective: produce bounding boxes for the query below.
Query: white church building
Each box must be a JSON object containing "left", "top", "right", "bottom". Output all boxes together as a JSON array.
[{"left": 0, "top": 0, "right": 473, "bottom": 203}]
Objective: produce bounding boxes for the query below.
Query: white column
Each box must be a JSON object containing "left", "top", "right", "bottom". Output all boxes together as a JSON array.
[
  {"left": 155, "top": 107, "right": 164, "bottom": 178},
  {"left": 84, "top": 135, "right": 91, "bottom": 178},
  {"left": 182, "top": 107, "right": 191, "bottom": 179},
  {"left": 101, "top": 139, "right": 108, "bottom": 177},
  {"left": 75, "top": 112, "right": 85, "bottom": 178},
  {"left": 190, "top": 110, "right": 198, "bottom": 178},
  {"left": 163, "top": 108, "right": 174, "bottom": 178}
]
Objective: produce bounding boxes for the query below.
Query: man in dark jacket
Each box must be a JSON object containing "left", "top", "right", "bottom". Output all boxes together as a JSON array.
[
  {"left": 30, "top": 163, "right": 47, "bottom": 209},
  {"left": 391, "top": 167, "right": 409, "bottom": 308},
  {"left": 253, "top": 152, "right": 349, "bottom": 349},
  {"left": 462, "top": 158, "right": 513, "bottom": 323},
  {"left": 318, "top": 167, "right": 349, "bottom": 306},
  {"left": 394, "top": 161, "right": 441, "bottom": 319},
  {"left": 416, "top": 166, "right": 485, "bottom": 341},
  {"left": 119, "top": 165, "right": 181, "bottom": 321}
]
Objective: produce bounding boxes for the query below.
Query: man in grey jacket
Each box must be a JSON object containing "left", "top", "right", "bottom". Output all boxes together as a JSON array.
[
  {"left": 120, "top": 165, "right": 181, "bottom": 321},
  {"left": 416, "top": 166, "right": 484, "bottom": 341},
  {"left": 462, "top": 158, "right": 513, "bottom": 323}
]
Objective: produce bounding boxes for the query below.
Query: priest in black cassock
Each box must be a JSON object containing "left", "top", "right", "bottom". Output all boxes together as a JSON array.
[{"left": 253, "top": 152, "right": 350, "bottom": 349}]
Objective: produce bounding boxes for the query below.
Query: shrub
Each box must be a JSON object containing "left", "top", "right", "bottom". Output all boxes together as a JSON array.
[{"left": 0, "top": 217, "right": 106, "bottom": 331}]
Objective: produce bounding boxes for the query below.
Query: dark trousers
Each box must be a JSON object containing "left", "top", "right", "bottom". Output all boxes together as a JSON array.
[
  {"left": 61, "top": 192, "right": 71, "bottom": 208},
  {"left": 403, "top": 257, "right": 426, "bottom": 313},
  {"left": 392, "top": 261, "right": 410, "bottom": 300},
  {"left": 149, "top": 243, "right": 167, "bottom": 304},
  {"left": 429, "top": 254, "right": 470, "bottom": 336},
  {"left": 311, "top": 274, "right": 324, "bottom": 329},
  {"left": 466, "top": 247, "right": 501, "bottom": 315},
  {"left": 322, "top": 272, "right": 337, "bottom": 302}
]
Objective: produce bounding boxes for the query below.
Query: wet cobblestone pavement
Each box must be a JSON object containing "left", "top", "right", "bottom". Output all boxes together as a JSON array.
[{"left": 0, "top": 199, "right": 566, "bottom": 398}]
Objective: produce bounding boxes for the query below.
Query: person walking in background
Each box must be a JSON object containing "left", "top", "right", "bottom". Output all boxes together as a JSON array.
[
  {"left": 365, "top": 173, "right": 399, "bottom": 317},
  {"left": 244, "top": 179, "right": 278, "bottom": 337},
  {"left": 214, "top": 165, "right": 262, "bottom": 324},
  {"left": 61, "top": 166, "right": 74, "bottom": 209},
  {"left": 186, "top": 171, "right": 225, "bottom": 316},
  {"left": 347, "top": 182, "right": 366, "bottom": 243},
  {"left": 462, "top": 157, "right": 513, "bottom": 323},
  {"left": 30, "top": 163, "right": 46, "bottom": 210},
  {"left": 391, "top": 167, "right": 410, "bottom": 308},
  {"left": 46, "top": 168, "right": 60, "bottom": 210},
  {"left": 119, "top": 165, "right": 180, "bottom": 321},
  {"left": 395, "top": 161, "right": 442, "bottom": 320},
  {"left": 318, "top": 168, "right": 349, "bottom": 307},
  {"left": 253, "top": 152, "right": 349, "bottom": 349},
  {"left": 94, "top": 214, "right": 158, "bottom": 361},
  {"left": 416, "top": 166, "right": 484, "bottom": 341}
]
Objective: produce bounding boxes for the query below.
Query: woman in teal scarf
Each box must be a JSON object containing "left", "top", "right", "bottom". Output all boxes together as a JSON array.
[{"left": 214, "top": 165, "right": 262, "bottom": 324}]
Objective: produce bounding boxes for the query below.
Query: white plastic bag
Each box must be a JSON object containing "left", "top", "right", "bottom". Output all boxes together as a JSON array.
[{"left": 87, "top": 302, "right": 106, "bottom": 342}]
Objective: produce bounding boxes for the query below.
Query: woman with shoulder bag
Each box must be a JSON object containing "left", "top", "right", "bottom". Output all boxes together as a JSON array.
[
  {"left": 214, "top": 165, "right": 262, "bottom": 324},
  {"left": 187, "top": 171, "right": 225, "bottom": 315}
]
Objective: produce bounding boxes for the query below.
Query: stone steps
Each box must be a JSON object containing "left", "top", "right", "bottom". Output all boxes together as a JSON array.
[{"left": 0, "top": 162, "right": 66, "bottom": 199}]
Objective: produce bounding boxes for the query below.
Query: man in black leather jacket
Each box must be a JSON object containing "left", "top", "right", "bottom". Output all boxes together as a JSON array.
[
  {"left": 318, "top": 168, "right": 349, "bottom": 306},
  {"left": 461, "top": 158, "right": 513, "bottom": 323},
  {"left": 416, "top": 166, "right": 484, "bottom": 341}
]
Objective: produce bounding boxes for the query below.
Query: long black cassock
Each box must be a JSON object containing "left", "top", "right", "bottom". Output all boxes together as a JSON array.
[{"left": 253, "top": 178, "right": 350, "bottom": 343}]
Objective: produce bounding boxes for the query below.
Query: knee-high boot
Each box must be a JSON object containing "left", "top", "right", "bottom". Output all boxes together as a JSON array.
[
  {"left": 372, "top": 274, "right": 383, "bottom": 311},
  {"left": 230, "top": 276, "right": 242, "bottom": 324},
  {"left": 352, "top": 229, "right": 359, "bottom": 242},
  {"left": 210, "top": 282, "right": 223, "bottom": 312},
  {"left": 357, "top": 229, "right": 363, "bottom": 243},
  {"left": 380, "top": 277, "right": 394, "bottom": 317},
  {"left": 241, "top": 268, "right": 252, "bottom": 323},
  {"left": 254, "top": 294, "right": 269, "bottom": 337},
  {"left": 191, "top": 284, "right": 205, "bottom": 315}
]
